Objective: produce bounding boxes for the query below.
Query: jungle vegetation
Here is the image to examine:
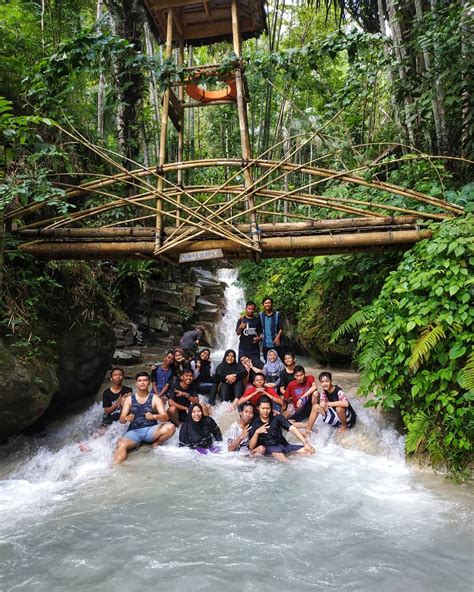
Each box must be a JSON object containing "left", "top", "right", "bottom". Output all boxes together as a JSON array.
[{"left": 0, "top": 0, "right": 472, "bottom": 475}]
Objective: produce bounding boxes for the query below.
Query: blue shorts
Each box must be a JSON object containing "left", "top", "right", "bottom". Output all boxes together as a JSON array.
[
  {"left": 265, "top": 444, "right": 303, "bottom": 455},
  {"left": 124, "top": 425, "right": 159, "bottom": 445}
]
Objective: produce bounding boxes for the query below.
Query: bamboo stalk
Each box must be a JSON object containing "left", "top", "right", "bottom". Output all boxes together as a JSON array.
[
  {"left": 19, "top": 229, "right": 432, "bottom": 260},
  {"left": 17, "top": 216, "right": 419, "bottom": 239},
  {"left": 155, "top": 8, "right": 174, "bottom": 250}
]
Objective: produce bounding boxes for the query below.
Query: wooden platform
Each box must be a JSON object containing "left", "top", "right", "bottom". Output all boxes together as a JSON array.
[{"left": 143, "top": 0, "right": 267, "bottom": 45}]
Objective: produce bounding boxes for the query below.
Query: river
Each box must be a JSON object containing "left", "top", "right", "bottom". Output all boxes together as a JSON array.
[{"left": 0, "top": 269, "right": 472, "bottom": 591}]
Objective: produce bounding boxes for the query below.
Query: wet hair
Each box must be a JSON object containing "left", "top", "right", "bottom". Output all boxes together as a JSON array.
[
  {"left": 252, "top": 372, "right": 266, "bottom": 383},
  {"left": 262, "top": 296, "right": 273, "bottom": 305},
  {"left": 240, "top": 401, "right": 255, "bottom": 413},
  {"left": 110, "top": 367, "right": 124, "bottom": 376},
  {"left": 246, "top": 301, "right": 256, "bottom": 308},
  {"left": 258, "top": 395, "right": 273, "bottom": 408},
  {"left": 294, "top": 365, "right": 305, "bottom": 375},
  {"left": 135, "top": 371, "right": 150, "bottom": 380},
  {"left": 319, "top": 371, "right": 332, "bottom": 381}
]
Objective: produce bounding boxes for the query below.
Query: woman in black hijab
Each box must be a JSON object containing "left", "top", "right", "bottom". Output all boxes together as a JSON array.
[
  {"left": 213, "top": 349, "right": 247, "bottom": 404},
  {"left": 178, "top": 403, "right": 222, "bottom": 453}
]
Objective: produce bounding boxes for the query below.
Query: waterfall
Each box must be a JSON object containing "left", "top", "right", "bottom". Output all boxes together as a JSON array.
[{"left": 214, "top": 268, "right": 245, "bottom": 355}]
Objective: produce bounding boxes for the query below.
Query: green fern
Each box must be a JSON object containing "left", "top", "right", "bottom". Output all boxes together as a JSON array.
[
  {"left": 357, "top": 326, "right": 385, "bottom": 370},
  {"left": 330, "top": 308, "right": 371, "bottom": 344},
  {"left": 405, "top": 412, "right": 430, "bottom": 454},
  {"left": 458, "top": 350, "right": 474, "bottom": 390},
  {"left": 408, "top": 324, "right": 446, "bottom": 374}
]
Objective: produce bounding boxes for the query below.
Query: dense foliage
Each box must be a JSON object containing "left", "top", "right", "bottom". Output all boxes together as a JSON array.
[
  {"left": 334, "top": 216, "right": 473, "bottom": 476},
  {"left": 0, "top": 0, "right": 472, "bottom": 473}
]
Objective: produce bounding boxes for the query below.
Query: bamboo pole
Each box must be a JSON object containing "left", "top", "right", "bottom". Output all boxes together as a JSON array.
[
  {"left": 17, "top": 216, "right": 419, "bottom": 239},
  {"left": 176, "top": 38, "right": 184, "bottom": 227},
  {"left": 230, "top": 0, "right": 259, "bottom": 252},
  {"left": 19, "top": 229, "right": 432, "bottom": 260},
  {"left": 155, "top": 8, "right": 174, "bottom": 251}
]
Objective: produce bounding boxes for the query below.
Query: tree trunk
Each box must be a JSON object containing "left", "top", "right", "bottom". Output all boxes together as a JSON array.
[
  {"left": 105, "top": 0, "right": 145, "bottom": 167},
  {"left": 96, "top": 0, "right": 106, "bottom": 141},
  {"left": 430, "top": 0, "right": 449, "bottom": 154},
  {"left": 144, "top": 19, "right": 160, "bottom": 162},
  {"left": 460, "top": 0, "right": 473, "bottom": 159}
]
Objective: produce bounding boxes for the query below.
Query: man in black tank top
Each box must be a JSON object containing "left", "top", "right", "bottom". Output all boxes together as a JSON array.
[{"left": 113, "top": 372, "right": 175, "bottom": 464}]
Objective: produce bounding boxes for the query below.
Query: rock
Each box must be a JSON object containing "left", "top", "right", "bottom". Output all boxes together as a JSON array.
[
  {"left": 51, "top": 320, "right": 115, "bottom": 409},
  {"left": 196, "top": 297, "right": 219, "bottom": 314},
  {"left": 112, "top": 349, "right": 143, "bottom": 365},
  {"left": 0, "top": 340, "right": 58, "bottom": 441}
]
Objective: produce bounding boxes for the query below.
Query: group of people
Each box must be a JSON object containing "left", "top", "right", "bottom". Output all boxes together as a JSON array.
[{"left": 104, "top": 297, "right": 356, "bottom": 464}]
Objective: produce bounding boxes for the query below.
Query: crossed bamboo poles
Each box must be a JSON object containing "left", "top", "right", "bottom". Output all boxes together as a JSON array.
[{"left": 8, "top": 124, "right": 466, "bottom": 257}]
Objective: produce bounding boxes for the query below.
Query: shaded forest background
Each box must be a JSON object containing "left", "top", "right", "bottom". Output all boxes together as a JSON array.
[{"left": 0, "top": 0, "right": 472, "bottom": 475}]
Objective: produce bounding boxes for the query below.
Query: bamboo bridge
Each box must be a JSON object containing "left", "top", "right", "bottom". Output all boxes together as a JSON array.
[{"left": 7, "top": 0, "right": 465, "bottom": 262}]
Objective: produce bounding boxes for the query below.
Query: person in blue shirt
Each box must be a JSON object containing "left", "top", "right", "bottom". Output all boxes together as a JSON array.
[{"left": 259, "top": 297, "right": 285, "bottom": 359}]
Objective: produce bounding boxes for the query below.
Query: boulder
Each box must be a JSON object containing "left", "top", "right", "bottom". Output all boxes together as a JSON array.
[
  {"left": 0, "top": 340, "right": 58, "bottom": 441},
  {"left": 112, "top": 349, "right": 143, "bottom": 365}
]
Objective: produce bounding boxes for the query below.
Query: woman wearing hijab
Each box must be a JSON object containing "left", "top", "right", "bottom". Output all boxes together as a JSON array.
[
  {"left": 213, "top": 349, "right": 247, "bottom": 404},
  {"left": 263, "top": 349, "right": 285, "bottom": 390},
  {"left": 179, "top": 403, "right": 223, "bottom": 453}
]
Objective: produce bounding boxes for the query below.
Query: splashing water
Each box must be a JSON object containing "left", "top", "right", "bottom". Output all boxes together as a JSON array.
[{"left": 0, "top": 269, "right": 472, "bottom": 592}]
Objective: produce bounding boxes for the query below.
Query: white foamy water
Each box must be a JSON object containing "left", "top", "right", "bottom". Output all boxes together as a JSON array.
[
  {"left": 215, "top": 268, "right": 244, "bottom": 357},
  {"left": 0, "top": 269, "right": 472, "bottom": 591}
]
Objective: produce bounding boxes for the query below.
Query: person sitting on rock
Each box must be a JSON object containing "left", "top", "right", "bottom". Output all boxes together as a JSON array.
[
  {"left": 172, "top": 347, "right": 192, "bottom": 380},
  {"left": 212, "top": 349, "right": 247, "bottom": 405},
  {"left": 178, "top": 403, "right": 222, "bottom": 454},
  {"left": 284, "top": 366, "right": 319, "bottom": 430},
  {"left": 167, "top": 369, "right": 200, "bottom": 425},
  {"left": 262, "top": 349, "right": 285, "bottom": 391},
  {"left": 235, "top": 372, "right": 283, "bottom": 411},
  {"left": 304, "top": 372, "right": 357, "bottom": 434},
  {"left": 248, "top": 396, "right": 315, "bottom": 462},
  {"left": 113, "top": 372, "right": 175, "bottom": 464},
  {"left": 101, "top": 367, "right": 132, "bottom": 428},
  {"left": 278, "top": 352, "right": 297, "bottom": 401},
  {"left": 190, "top": 348, "right": 216, "bottom": 403},
  {"left": 151, "top": 350, "right": 175, "bottom": 400},
  {"left": 239, "top": 354, "right": 264, "bottom": 388}
]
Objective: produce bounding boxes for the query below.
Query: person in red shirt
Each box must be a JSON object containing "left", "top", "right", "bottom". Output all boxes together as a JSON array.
[
  {"left": 235, "top": 373, "right": 283, "bottom": 411},
  {"left": 284, "top": 366, "right": 319, "bottom": 428}
]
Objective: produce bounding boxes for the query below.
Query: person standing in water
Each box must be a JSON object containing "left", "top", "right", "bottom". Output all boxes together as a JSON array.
[
  {"left": 113, "top": 372, "right": 175, "bottom": 464},
  {"left": 259, "top": 297, "right": 285, "bottom": 359},
  {"left": 101, "top": 368, "right": 132, "bottom": 428},
  {"left": 249, "top": 396, "right": 315, "bottom": 462},
  {"left": 236, "top": 301, "right": 262, "bottom": 366}
]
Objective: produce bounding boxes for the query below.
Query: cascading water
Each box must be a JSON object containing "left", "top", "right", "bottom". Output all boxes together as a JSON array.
[
  {"left": 214, "top": 268, "right": 245, "bottom": 356},
  {"left": 0, "top": 268, "right": 472, "bottom": 592}
]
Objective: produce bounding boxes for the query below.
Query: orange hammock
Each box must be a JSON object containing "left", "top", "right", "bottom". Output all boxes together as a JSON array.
[{"left": 185, "top": 73, "right": 237, "bottom": 103}]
